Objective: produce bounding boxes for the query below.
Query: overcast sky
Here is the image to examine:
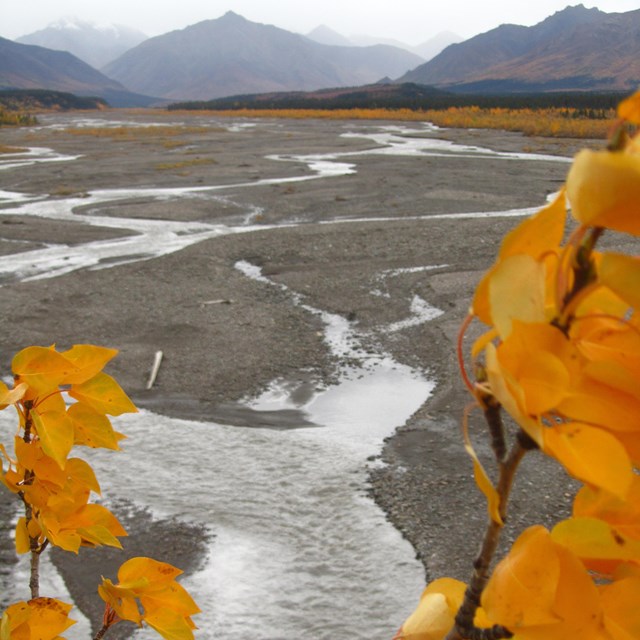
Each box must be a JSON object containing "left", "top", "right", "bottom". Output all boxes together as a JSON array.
[{"left": 1, "top": 1, "right": 638, "bottom": 44}]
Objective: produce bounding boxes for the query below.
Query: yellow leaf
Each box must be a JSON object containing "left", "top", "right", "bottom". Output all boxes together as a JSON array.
[
  {"left": 42, "top": 525, "right": 82, "bottom": 553},
  {"left": 551, "top": 517, "right": 640, "bottom": 565},
  {"left": 567, "top": 149, "right": 640, "bottom": 236},
  {"left": 65, "top": 458, "right": 101, "bottom": 494},
  {"left": 60, "top": 345, "right": 118, "bottom": 385},
  {"left": 11, "top": 346, "right": 78, "bottom": 398},
  {"left": 2, "top": 598, "right": 75, "bottom": 640},
  {"left": 597, "top": 252, "right": 640, "bottom": 310},
  {"left": 574, "top": 478, "right": 640, "bottom": 540},
  {"left": 397, "top": 578, "right": 466, "bottom": 640},
  {"left": 44, "top": 503, "right": 126, "bottom": 552},
  {"left": 0, "top": 602, "right": 30, "bottom": 638},
  {"left": 543, "top": 423, "right": 632, "bottom": 500},
  {"left": 485, "top": 342, "right": 543, "bottom": 446},
  {"left": 118, "top": 557, "right": 183, "bottom": 586},
  {"left": 15, "top": 517, "right": 30, "bottom": 554},
  {"left": 462, "top": 407, "right": 502, "bottom": 525},
  {"left": 557, "top": 377, "right": 640, "bottom": 435},
  {"left": 482, "top": 526, "right": 561, "bottom": 628},
  {"left": 496, "top": 321, "right": 573, "bottom": 415},
  {"left": 489, "top": 254, "right": 546, "bottom": 338},
  {"left": 68, "top": 373, "right": 137, "bottom": 416},
  {"left": 74, "top": 503, "right": 127, "bottom": 540},
  {"left": 482, "top": 526, "right": 603, "bottom": 638},
  {"left": 140, "top": 608, "right": 197, "bottom": 640},
  {"left": 98, "top": 579, "right": 143, "bottom": 624},
  {"left": 141, "top": 582, "right": 200, "bottom": 617},
  {"left": 21, "top": 598, "right": 75, "bottom": 639},
  {"left": 471, "top": 192, "right": 566, "bottom": 325},
  {"left": 617, "top": 91, "right": 640, "bottom": 125},
  {"left": 68, "top": 402, "right": 123, "bottom": 450},
  {"left": 31, "top": 409, "right": 73, "bottom": 469},
  {"left": 99, "top": 557, "right": 199, "bottom": 633},
  {"left": 0, "top": 381, "right": 27, "bottom": 409},
  {"left": 14, "top": 437, "right": 41, "bottom": 473},
  {"left": 600, "top": 575, "right": 640, "bottom": 640},
  {"left": 500, "top": 190, "right": 566, "bottom": 258}
]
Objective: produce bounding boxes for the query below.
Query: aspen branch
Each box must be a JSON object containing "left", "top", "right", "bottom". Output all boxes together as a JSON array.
[{"left": 445, "top": 425, "right": 534, "bottom": 640}]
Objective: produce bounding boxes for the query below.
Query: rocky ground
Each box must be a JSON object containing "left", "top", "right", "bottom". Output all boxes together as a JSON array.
[{"left": 0, "top": 111, "right": 608, "bottom": 635}]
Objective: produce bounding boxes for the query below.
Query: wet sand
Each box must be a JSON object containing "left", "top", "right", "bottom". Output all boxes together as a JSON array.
[{"left": 0, "top": 112, "right": 605, "bottom": 634}]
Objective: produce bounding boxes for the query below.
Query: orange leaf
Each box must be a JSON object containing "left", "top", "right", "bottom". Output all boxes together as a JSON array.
[
  {"left": 462, "top": 407, "right": 502, "bottom": 525},
  {"left": 140, "top": 607, "right": 197, "bottom": 640},
  {"left": 485, "top": 342, "right": 543, "bottom": 446},
  {"left": 1, "top": 599, "right": 75, "bottom": 640},
  {"left": 15, "top": 517, "right": 30, "bottom": 554},
  {"left": 600, "top": 575, "right": 640, "bottom": 639},
  {"left": 482, "top": 526, "right": 561, "bottom": 628},
  {"left": 0, "top": 381, "right": 27, "bottom": 409},
  {"left": 12, "top": 346, "right": 78, "bottom": 397},
  {"left": 471, "top": 192, "right": 565, "bottom": 325},
  {"left": 574, "top": 479, "right": 640, "bottom": 540},
  {"left": 551, "top": 517, "right": 640, "bottom": 565},
  {"left": 31, "top": 409, "right": 74, "bottom": 469},
  {"left": 567, "top": 149, "right": 640, "bottom": 236},
  {"left": 500, "top": 190, "right": 566, "bottom": 258},
  {"left": 60, "top": 344, "right": 118, "bottom": 384},
  {"left": 68, "top": 373, "right": 137, "bottom": 416},
  {"left": 488, "top": 254, "right": 546, "bottom": 338},
  {"left": 482, "top": 526, "right": 603, "bottom": 638},
  {"left": 395, "top": 578, "right": 466, "bottom": 640},
  {"left": 597, "top": 252, "right": 640, "bottom": 311},
  {"left": 543, "top": 423, "right": 632, "bottom": 500},
  {"left": 68, "top": 402, "right": 124, "bottom": 450},
  {"left": 118, "top": 557, "right": 183, "bottom": 586}
]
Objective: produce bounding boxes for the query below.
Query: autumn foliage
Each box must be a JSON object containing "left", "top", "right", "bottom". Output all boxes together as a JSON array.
[
  {"left": 395, "top": 91, "right": 640, "bottom": 640},
  {"left": 0, "top": 345, "right": 199, "bottom": 639}
]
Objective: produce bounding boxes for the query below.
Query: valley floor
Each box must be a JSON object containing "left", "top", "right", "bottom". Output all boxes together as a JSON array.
[{"left": 0, "top": 111, "right": 616, "bottom": 636}]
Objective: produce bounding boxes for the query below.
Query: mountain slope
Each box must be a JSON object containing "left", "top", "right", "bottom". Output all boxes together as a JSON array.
[
  {"left": 0, "top": 37, "right": 156, "bottom": 106},
  {"left": 103, "top": 11, "right": 425, "bottom": 100},
  {"left": 400, "top": 4, "right": 640, "bottom": 92},
  {"left": 17, "top": 18, "right": 147, "bottom": 68}
]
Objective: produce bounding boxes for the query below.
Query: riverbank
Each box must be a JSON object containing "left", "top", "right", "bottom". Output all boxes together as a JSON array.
[{"left": 0, "top": 112, "right": 603, "bottom": 636}]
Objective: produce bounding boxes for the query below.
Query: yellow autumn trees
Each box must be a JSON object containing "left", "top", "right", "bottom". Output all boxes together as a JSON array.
[
  {"left": 396, "top": 90, "right": 640, "bottom": 640},
  {"left": 0, "top": 345, "right": 199, "bottom": 639}
]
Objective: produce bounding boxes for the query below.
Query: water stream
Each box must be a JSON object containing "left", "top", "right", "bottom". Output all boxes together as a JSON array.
[{"left": 0, "top": 115, "right": 570, "bottom": 638}]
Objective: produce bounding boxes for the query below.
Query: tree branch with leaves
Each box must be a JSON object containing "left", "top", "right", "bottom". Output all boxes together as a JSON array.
[
  {"left": 0, "top": 345, "right": 199, "bottom": 639},
  {"left": 395, "top": 91, "right": 640, "bottom": 640}
]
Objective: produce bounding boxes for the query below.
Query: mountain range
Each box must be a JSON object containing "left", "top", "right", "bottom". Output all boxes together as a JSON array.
[
  {"left": 402, "top": 4, "right": 640, "bottom": 92},
  {"left": 102, "top": 11, "right": 424, "bottom": 100},
  {"left": 0, "top": 37, "right": 156, "bottom": 106},
  {"left": 16, "top": 18, "right": 147, "bottom": 69},
  {"left": 2, "top": 5, "right": 640, "bottom": 107}
]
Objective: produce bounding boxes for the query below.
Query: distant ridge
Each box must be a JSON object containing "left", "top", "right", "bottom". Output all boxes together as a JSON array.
[
  {"left": 0, "top": 36, "right": 158, "bottom": 107},
  {"left": 400, "top": 4, "right": 640, "bottom": 93},
  {"left": 103, "top": 11, "right": 425, "bottom": 100}
]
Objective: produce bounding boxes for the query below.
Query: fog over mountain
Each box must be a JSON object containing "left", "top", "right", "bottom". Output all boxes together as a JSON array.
[
  {"left": 306, "top": 26, "right": 462, "bottom": 62},
  {"left": 17, "top": 18, "right": 147, "bottom": 69},
  {"left": 103, "top": 11, "right": 425, "bottom": 100}
]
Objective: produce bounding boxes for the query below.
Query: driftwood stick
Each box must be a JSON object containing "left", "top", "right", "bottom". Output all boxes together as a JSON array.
[{"left": 146, "top": 350, "right": 163, "bottom": 389}]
